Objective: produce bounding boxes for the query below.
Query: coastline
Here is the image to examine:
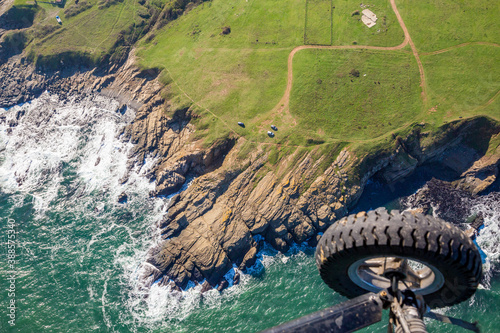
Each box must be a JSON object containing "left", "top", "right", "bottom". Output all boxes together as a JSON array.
[{"left": 1, "top": 51, "right": 499, "bottom": 291}]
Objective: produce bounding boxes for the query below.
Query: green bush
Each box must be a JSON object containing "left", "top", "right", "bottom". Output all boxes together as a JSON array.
[
  {"left": 64, "top": 1, "right": 93, "bottom": 17},
  {"left": 98, "top": 0, "right": 124, "bottom": 10},
  {"left": 32, "top": 24, "right": 61, "bottom": 39}
]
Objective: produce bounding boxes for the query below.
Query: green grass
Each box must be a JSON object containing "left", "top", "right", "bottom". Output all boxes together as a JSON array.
[
  {"left": 422, "top": 45, "right": 500, "bottom": 125},
  {"left": 141, "top": 0, "right": 307, "bottom": 50},
  {"left": 31, "top": 0, "right": 139, "bottom": 59},
  {"left": 397, "top": 0, "right": 500, "bottom": 53},
  {"left": 487, "top": 133, "right": 500, "bottom": 156},
  {"left": 290, "top": 49, "right": 423, "bottom": 140},
  {"left": 138, "top": 0, "right": 497, "bottom": 147},
  {"left": 304, "top": 0, "right": 332, "bottom": 45},
  {"left": 332, "top": 0, "right": 405, "bottom": 47},
  {"left": 7, "top": 0, "right": 166, "bottom": 67},
  {"left": 6, "top": 0, "right": 497, "bottom": 150},
  {"left": 138, "top": 0, "right": 306, "bottom": 144}
]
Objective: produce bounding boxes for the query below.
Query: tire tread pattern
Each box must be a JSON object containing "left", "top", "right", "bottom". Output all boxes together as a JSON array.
[{"left": 315, "top": 209, "right": 482, "bottom": 308}]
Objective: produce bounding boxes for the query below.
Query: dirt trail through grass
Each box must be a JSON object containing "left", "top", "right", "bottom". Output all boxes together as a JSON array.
[
  {"left": 421, "top": 41, "right": 500, "bottom": 56},
  {"left": 481, "top": 90, "right": 500, "bottom": 109},
  {"left": 92, "top": 0, "right": 127, "bottom": 54},
  {"left": 155, "top": 0, "right": 496, "bottom": 148},
  {"left": 274, "top": 0, "right": 427, "bottom": 114}
]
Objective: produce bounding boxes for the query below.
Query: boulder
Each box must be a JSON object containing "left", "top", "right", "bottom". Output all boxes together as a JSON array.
[
  {"left": 118, "top": 192, "right": 128, "bottom": 204},
  {"left": 239, "top": 246, "right": 257, "bottom": 270}
]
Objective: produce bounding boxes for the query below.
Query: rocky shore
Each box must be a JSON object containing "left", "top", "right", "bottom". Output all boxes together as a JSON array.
[{"left": 1, "top": 52, "right": 499, "bottom": 291}]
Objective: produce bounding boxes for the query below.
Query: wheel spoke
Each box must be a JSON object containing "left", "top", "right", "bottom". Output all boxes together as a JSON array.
[{"left": 351, "top": 256, "right": 440, "bottom": 293}]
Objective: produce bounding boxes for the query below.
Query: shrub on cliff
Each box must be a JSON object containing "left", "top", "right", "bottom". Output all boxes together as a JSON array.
[
  {"left": 0, "top": 31, "right": 31, "bottom": 64},
  {"left": 32, "top": 23, "right": 61, "bottom": 39},
  {"left": 64, "top": 1, "right": 93, "bottom": 17},
  {"left": 98, "top": 0, "right": 124, "bottom": 10}
]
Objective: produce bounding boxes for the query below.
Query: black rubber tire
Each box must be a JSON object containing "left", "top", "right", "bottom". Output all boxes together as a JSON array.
[{"left": 315, "top": 208, "right": 482, "bottom": 309}]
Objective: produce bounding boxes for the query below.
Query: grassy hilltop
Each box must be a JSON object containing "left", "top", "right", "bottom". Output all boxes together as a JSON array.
[
  {"left": 135, "top": 0, "right": 498, "bottom": 148},
  {"left": 3, "top": 0, "right": 499, "bottom": 151},
  {"left": 1, "top": 0, "right": 177, "bottom": 66}
]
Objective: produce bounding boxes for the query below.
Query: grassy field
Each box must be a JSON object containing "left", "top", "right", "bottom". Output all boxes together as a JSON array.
[
  {"left": 141, "top": 0, "right": 307, "bottom": 50},
  {"left": 33, "top": 0, "right": 137, "bottom": 56},
  {"left": 290, "top": 49, "right": 422, "bottom": 140},
  {"left": 3, "top": 0, "right": 497, "bottom": 148},
  {"left": 397, "top": 0, "right": 500, "bottom": 52},
  {"left": 138, "top": 0, "right": 307, "bottom": 145},
  {"left": 331, "top": 0, "right": 405, "bottom": 47},
  {"left": 5, "top": 0, "right": 164, "bottom": 67},
  {"left": 421, "top": 44, "right": 500, "bottom": 125},
  {"left": 304, "top": 0, "right": 332, "bottom": 45},
  {"left": 136, "top": 0, "right": 498, "bottom": 147}
]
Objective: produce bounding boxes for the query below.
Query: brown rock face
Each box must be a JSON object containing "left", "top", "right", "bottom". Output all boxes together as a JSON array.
[
  {"left": 145, "top": 142, "right": 362, "bottom": 288},
  {"left": 144, "top": 117, "right": 499, "bottom": 289},
  {"left": 453, "top": 140, "right": 500, "bottom": 195}
]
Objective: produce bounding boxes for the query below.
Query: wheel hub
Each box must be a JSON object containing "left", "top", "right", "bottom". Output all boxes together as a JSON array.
[{"left": 347, "top": 256, "right": 445, "bottom": 295}]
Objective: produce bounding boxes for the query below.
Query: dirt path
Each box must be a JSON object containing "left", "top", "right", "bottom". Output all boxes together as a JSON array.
[
  {"left": 162, "top": 0, "right": 495, "bottom": 147},
  {"left": 388, "top": 0, "right": 427, "bottom": 103},
  {"left": 480, "top": 89, "right": 500, "bottom": 109},
  {"left": 274, "top": 0, "right": 427, "bottom": 114},
  {"left": 421, "top": 41, "right": 500, "bottom": 56}
]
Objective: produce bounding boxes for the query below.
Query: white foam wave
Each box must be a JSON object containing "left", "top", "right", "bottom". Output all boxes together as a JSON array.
[
  {"left": 116, "top": 236, "right": 317, "bottom": 330},
  {"left": 0, "top": 92, "right": 139, "bottom": 212},
  {"left": 469, "top": 192, "right": 500, "bottom": 287},
  {"left": 0, "top": 91, "right": 203, "bottom": 331}
]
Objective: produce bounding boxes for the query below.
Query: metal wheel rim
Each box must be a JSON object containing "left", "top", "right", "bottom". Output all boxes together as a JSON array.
[{"left": 347, "top": 256, "right": 445, "bottom": 295}]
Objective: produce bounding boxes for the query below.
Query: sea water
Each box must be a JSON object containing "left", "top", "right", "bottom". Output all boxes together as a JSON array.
[{"left": 0, "top": 93, "right": 499, "bottom": 332}]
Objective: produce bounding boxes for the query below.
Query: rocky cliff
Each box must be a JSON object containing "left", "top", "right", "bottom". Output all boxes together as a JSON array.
[
  {"left": 1, "top": 52, "right": 499, "bottom": 292},
  {"left": 143, "top": 117, "right": 500, "bottom": 289}
]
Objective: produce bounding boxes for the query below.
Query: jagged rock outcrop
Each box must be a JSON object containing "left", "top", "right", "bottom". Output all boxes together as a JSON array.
[
  {"left": 453, "top": 137, "right": 500, "bottom": 195},
  {"left": 145, "top": 142, "right": 358, "bottom": 288},
  {"left": 404, "top": 178, "right": 475, "bottom": 224}
]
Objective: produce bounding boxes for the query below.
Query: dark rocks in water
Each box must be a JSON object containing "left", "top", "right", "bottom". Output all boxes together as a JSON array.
[
  {"left": 168, "top": 281, "right": 181, "bottom": 293},
  {"left": 116, "top": 104, "right": 127, "bottom": 115},
  {"left": 118, "top": 174, "right": 129, "bottom": 185},
  {"left": 94, "top": 157, "right": 101, "bottom": 166},
  {"left": 468, "top": 213, "right": 485, "bottom": 231},
  {"left": 233, "top": 272, "right": 240, "bottom": 286},
  {"left": 118, "top": 192, "right": 128, "bottom": 204},
  {"left": 404, "top": 178, "right": 474, "bottom": 224},
  {"left": 141, "top": 263, "right": 162, "bottom": 288},
  {"left": 200, "top": 281, "right": 213, "bottom": 294},
  {"left": 217, "top": 278, "right": 229, "bottom": 292},
  {"left": 238, "top": 246, "right": 257, "bottom": 270},
  {"left": 15, "top": 109, "right": 25, "bottom": 120}
]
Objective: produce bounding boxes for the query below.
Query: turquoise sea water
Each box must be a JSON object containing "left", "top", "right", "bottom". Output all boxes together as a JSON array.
[{"left": 1, "top": 94, "right": 499, "bottom": 332}]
